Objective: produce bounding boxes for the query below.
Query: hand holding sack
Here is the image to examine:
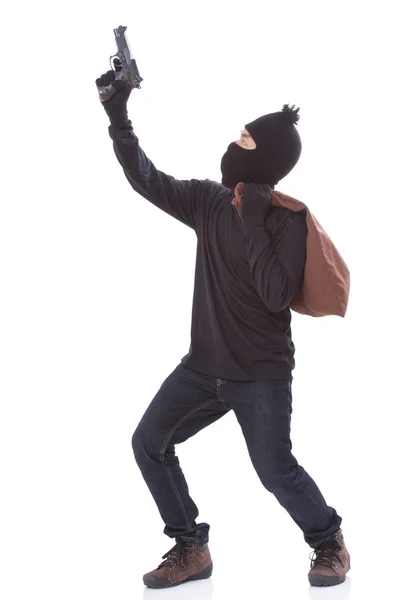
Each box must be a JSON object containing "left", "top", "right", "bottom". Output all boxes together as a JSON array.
[{"left": 233, "top": 182, "right": 272, "bottom": 223}]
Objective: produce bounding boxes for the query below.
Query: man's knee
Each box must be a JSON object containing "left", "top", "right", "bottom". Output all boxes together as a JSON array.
[
  {"left": 131, "top": 425, "right": 172, "bottom": 465},
  {"left": 131, "top": 426, "right": 154, "bottom": 460},
  {"left": 259, "top": 457, "right": 299, "bottom": 490}
]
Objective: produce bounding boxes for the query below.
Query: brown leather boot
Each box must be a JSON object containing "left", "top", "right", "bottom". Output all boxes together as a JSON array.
[
  {"left": 308, "top": 529, "right": 351, "bottom": 586},
  {"left": 143, "top": 538, "right": 213, "bottom": 589}
]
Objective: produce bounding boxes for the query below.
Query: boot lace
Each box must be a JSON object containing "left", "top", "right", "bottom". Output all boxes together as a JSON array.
[
  {"left": 309, "top": 538, "right": 344, "bottom": 569},
  {"left": 158, "top": 539, "right": 195, "bottom": 570}
]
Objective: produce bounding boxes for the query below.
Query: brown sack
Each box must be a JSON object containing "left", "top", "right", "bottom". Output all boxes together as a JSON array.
[{"left": 271, "top": 191, "right": 350, "bottom": 317}]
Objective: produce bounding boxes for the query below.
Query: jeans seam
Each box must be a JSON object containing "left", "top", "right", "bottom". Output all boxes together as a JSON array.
[
  {"left": 291, "top": 465, "right": 327, "bottom": 518},
  {"left": 217, "top": 379, "right": 228, "bottom": 409},
  {"left": 165, "top": 465, "right": 192, "bottom": 532},
  {"left": 160, "top": 398, "right": 218, "bottom": 532}
]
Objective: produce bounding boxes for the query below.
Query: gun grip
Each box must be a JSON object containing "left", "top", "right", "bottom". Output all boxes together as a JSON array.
[
  {"left": 97, "top": 81, "right": 118, "bottom": 103},
  {"left": 115, "top": 67, "right": 134, "bottom": 88},
  {"left": 97, "top": 68, "right": 133, "bottom": 103}
]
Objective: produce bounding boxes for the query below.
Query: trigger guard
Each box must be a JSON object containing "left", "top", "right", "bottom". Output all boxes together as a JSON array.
[{"left": 109, "top": 54, "right": 122, "bottom": 72}]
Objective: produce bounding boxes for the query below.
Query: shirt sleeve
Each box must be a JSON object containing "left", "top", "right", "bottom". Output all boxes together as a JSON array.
[
  {"left": 241, "top": 210, "right": 307, "bottom": 312},
  {"left": 108, "top": 123, "right": 212, "bottom": 230}
]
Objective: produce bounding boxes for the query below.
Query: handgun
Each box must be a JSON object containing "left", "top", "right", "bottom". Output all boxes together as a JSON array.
[{"left": 98, "top": 25, "right": 143, "bottom": 102}]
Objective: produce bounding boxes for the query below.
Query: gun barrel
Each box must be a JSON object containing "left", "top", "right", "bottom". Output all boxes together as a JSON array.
[
  {"left": 113, "top": 25, "right": 127, "bottom": 38},
  {"left": 112, "top": 25, "right": 143, "bottom": 88},
  {"left": 115, "top": 26, "right": 133, "bottom": 60}
]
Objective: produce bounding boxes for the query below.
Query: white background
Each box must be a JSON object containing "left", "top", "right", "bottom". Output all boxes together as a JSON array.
[{"left": 1, "top": 1, "right": 399, "bottom": 598}]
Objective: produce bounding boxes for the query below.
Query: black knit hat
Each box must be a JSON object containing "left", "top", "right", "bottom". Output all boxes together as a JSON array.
[{"left": 244, "top": 104, "right": 302, "bottom": 185}]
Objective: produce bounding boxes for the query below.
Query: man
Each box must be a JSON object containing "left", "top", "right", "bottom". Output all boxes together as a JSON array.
[{"left": 95, "top": 68, "right": 351, "bottom": 589}]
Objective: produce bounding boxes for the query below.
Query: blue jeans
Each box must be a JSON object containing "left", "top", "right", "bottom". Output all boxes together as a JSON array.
[{"left": 131, "top": 363, "right": 342, "bottom": 548}]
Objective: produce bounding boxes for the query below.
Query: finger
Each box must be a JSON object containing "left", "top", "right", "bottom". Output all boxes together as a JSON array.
[
  {"left": 95, "top": 70, "right": 116, "bottom": 87},
  {"left": 95, "top": 75, "right": 106, "bottom": 86},
  {"left": 103, "top": 69, "right": 116, "bottom": 85}
]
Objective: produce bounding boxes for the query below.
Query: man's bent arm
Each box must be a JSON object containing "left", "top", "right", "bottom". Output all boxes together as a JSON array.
[{"left": 241, "top": 211, "right": 307, "bottom": 312}]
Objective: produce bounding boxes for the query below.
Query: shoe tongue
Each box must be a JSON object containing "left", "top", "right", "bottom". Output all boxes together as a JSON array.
[{"left": 177, "top": 536, "right": 198, "bottom": 545}]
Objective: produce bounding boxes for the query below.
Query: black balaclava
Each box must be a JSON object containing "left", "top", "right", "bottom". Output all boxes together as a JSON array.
[{"left": 220, "top": 104, "right": 302, "bottom": 190}]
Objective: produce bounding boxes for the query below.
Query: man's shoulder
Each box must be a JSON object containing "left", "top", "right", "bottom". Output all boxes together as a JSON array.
[{"left": 192, "top": 179, "right": 233, "bottom": 208}]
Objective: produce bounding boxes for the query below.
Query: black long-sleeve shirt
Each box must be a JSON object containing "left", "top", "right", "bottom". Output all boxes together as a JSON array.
[{"left": 108, "top": 122, "right": 307, "bottom": 380}]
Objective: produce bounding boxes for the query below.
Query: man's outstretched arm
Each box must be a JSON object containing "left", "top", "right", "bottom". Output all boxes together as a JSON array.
[
  {"left": 96, "top": 69, "right": 212, "bottom": 230},
  {"left": 108, "top": 121, "right": 211, "bottom": 230}
]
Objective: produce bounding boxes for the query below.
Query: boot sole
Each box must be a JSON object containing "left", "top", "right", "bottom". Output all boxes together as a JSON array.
[
  {"left": 143, "top": 563, "right": 213, "bottom": 589},
  {"left": 308, "top": 573, "right": 345, "bottom": 587}
]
